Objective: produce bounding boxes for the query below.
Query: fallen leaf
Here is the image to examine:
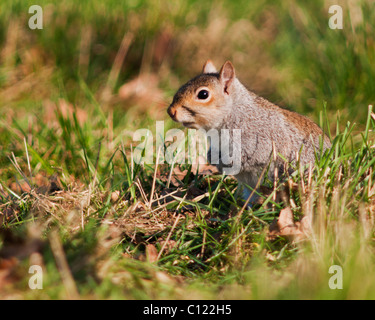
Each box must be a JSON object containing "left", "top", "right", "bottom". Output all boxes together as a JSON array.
[
  {"left": 10, "top": 181, "right": 31, "bottom": 194},
  {"left": 170, "top": 166, "right": 189, "bottom": 187},
  {"left": 158, "top": 239, "right": 177, "bottom": 254},
  {"left": 146, "top": 244, "right": 158, "bottom": 263},
  {"left": 278, "top": 207, "right": 295, "bottom": 230},
  {"left": 169, "top": 162, "right": 219, "bottom": 187},
  {"left": 268, "top": 207, "right": 306, "bottom": 241},
  {"left": 191, "top": 162, "right": 219, "bottom": 176}
]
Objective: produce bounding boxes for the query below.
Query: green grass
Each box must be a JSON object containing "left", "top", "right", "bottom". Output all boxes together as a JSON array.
[{"left": 0, "top": 0, "right": 375, "bottom": 300}]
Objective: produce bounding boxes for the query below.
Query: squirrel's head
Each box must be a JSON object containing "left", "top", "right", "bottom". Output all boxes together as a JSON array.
[{"left": 167, "top": 60, "right": 236, "bottom": 130}]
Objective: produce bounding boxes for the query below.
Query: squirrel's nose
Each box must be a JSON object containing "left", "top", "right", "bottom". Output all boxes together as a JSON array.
[{"left": 168, "top": 106, "right": 177, "bottom": 119}]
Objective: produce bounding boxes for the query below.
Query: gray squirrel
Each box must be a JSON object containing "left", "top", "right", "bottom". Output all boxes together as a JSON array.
[{"left": 168, "top": 60, "right": 331, "bottom": 205}]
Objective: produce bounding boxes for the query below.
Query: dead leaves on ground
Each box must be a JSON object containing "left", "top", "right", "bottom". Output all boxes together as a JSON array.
[
  {"left": 9, "top": 172, "right": 62, "bottom": 195},
  {"left": 1, "top": 161, "right": 316, "bottom": 292},
  {"left": 145, "top": 244, "right": 159, "bottom": 263},
  {"left": 2, "top": 173, "right": 63, "bottom": 224},
  {"left": 115, "top": 202, "right": 180, "bottom": 238},
  {"left": 157, "top": 161, "right": 219, "bottom": 188},
  {"left": 157, "top": 163, "right": 312, "bottom": 243},
  {"left": 268, "top": 207, "right": 311, "bottom": 242}
]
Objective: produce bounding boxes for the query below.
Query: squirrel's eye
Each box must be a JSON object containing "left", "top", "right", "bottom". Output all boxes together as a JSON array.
[{"left": 197, "top": 89, "right": 209, "bottom": 100}]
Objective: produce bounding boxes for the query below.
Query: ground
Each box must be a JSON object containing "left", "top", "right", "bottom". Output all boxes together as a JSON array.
[{"left": 0, "top": 0, "right": 375, "bottom": 299}]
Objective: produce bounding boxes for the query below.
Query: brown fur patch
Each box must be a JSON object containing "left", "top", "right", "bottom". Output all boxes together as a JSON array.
[{"left": 254, "top": 94, "right": 327, "bottom": 142}]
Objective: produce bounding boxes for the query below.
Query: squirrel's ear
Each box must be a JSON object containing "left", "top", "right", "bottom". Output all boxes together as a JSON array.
[
  {"left": 219, "top": 61, "right": 235, "bottom": 94},
  {"left": 202, "top": 60, "right": 217, "bottom": 74}
]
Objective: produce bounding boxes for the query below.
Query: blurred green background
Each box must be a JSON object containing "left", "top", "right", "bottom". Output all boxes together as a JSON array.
[
  {"left": 0, "top": 0, "right": 374, "bottom": 123},
  {"left": 0, "top": 0, "right": 375, "bottom": 300}
]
